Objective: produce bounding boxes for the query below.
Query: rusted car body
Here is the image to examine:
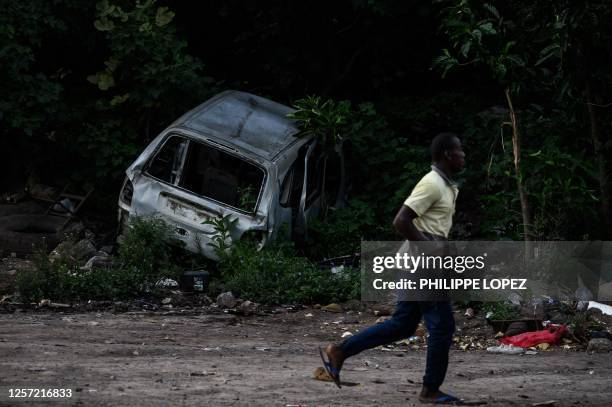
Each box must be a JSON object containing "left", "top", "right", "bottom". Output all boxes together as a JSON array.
[{"left": 118, "top": 91, "right": 345, "bottom": 259}]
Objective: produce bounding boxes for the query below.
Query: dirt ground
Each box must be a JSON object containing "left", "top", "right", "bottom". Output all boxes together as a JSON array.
[{"left": 1, "top": 308, "right": 611, "bottom": 407}]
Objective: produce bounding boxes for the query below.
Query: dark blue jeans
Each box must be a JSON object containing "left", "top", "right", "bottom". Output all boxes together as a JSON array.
[{"left": 339, "top": 301, "right": 455, "bottom": 391}]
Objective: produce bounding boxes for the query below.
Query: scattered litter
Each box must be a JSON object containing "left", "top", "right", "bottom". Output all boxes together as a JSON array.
[
  {"left": 464, "top": 308, "right": 475, "bottom": 319},
  {"left": 161, "top": 298, "right": 172, "bottom": 305},
  {"left": 588, "top": 301, "right": 612, "bottom": 316},
  {"left": 132, "top": 350, "right": 139, "bottom": 356},
  {"left": 341, "top": 331, "right": 353, "bottom": 338},
  {"left": 156, "top": 278, "right": 179, "bottom": 288},
  {"left": 364, "top": 360, "right": 379, "bottom": 369},
  {"left": 525, "top": 350, "right": 538, "bottom": 355},
  {"left": 202, "top": 347, "right": 221, "bottom": 351},
  {"left": 532, "top": 401, "right": 557, "bottom": 406},
  {"left": 305, "top": 313, "right": 313, "bottom": 318},
  {"left": 501, "top": 324, "right": 567, "bottom": 348},
  {"left": 486, "top": 344, "right": 525, "bottom": 354},
  {"left": 39, "top": 300, "right": 70, "bottom": 309}
]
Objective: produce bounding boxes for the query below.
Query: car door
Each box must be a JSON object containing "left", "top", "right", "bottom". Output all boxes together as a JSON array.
[{"left": 296, "top": 141, "right": 324, "bottom": 238}]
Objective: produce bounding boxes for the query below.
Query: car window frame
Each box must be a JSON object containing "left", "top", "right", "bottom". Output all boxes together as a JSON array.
[{"left": 143, "top": 132, "right": 268, "bottom": 215}]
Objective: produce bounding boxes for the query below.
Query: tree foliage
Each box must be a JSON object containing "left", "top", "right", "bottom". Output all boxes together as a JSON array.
[{"left": 1, "top": 0, "right": 610, "bottom": 241}]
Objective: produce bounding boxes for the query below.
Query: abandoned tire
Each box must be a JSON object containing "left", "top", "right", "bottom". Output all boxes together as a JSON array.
[{"left": 0, "top": 215, "right": 65, "bottom": 256}]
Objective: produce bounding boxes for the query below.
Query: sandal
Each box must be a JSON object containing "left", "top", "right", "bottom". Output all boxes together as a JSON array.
[{"left": 318, "top": 346, "right": 342, "bottom": 388}]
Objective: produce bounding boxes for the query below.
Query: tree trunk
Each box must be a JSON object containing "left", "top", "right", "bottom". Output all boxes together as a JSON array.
[
  {"left": 505, "top": 88, "right": 533, "bottom": 241},
  {"left": 584, "top": 81, "right": 612, "bottom": 239}
]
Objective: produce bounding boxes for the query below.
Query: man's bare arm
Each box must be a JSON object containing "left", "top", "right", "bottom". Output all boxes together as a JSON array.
[{"left": 392, "top": 205, "right": 428, "bottom": 241}]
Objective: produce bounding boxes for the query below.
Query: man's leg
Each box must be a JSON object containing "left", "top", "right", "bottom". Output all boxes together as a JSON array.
[
  {"left": 321, "top": 301, "right": 422, "bottom": 383},
  {"left": 340, "top": 301, "right": 422, "bottom": 357},
  {"left": 420, "top": 301, "right": 455, "bottom": 393}
]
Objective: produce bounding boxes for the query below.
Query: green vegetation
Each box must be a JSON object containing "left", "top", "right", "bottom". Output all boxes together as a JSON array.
[
  {"left": 482, "top": 302, "right": 520, "bottom": 321},
  {"left": 4, "top": 1, "right": 612, "bottom": 304},
  {"left": 205, "top": 215, "right": 360, "bottom": 305},
  {"left": 216, "top": 241, "right": 359, "bottom": 305},
  {"left": 16, "top": 217, "right": 182, "bottom": 302}
]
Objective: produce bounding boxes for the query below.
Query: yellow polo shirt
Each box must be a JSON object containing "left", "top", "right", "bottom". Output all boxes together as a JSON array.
[{"left": 404, "top": 169, "right": 458, "bottom": 238}]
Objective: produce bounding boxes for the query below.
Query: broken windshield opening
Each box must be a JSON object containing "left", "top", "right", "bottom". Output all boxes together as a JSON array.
[
  {"left": 146, "top": 135, "right": 265, "bottom": 213},
  {"left": 147, "top": 136, "right": 188, "bottom": 184}
]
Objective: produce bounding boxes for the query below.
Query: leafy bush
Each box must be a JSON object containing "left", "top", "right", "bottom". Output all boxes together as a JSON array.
[
  {"left": 217, "top": 241, "right": 359, "bottom": 305},
  {"left": 306, "top": 199, "right": 379, "bottom": 259},
  {"left": 482, "top": 301, "right": 520, "bottom": 320},
  {"left": 16, "top": 216, "right": 182, "bottom": 302}
]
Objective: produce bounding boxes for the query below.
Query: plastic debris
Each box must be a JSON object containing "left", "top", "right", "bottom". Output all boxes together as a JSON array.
[
  {"left": 588, "top": 301, "right": 612, "bottom": 316},
  {"left": 501, "top": 324, "right": 567, "bottom": 348},
  {"left": 486, "top": 344, "right": 525, "bottom": 354},
  {"left": 155, "top": 278, "right": 179, "bottom": 288}
]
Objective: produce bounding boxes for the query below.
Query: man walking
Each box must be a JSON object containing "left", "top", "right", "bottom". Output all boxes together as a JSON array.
[{"left": 320, "top": 133, "right": 466, "bottom": 404}]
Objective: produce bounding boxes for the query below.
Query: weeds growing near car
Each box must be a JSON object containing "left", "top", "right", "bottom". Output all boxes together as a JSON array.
[
  {"left": 16, "top": 216, "right": 182, "bottom": 302},
  {"left": 202, "top": 214, "right": 360, "bottom": 305},
  {"left": 217, "top": 240, "right": 359, "bottom": 305}
]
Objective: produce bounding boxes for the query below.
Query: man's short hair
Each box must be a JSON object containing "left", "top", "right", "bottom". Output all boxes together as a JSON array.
[{"left": 431, "top": 132, "right": 460, "bottom": 161}]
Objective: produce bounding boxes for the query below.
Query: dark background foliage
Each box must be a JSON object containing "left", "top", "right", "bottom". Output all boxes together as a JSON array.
[{"left": 1, "top": 0, "right": 611, "bottom": 246}]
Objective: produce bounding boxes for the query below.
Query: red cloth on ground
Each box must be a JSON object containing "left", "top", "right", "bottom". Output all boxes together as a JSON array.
[{"left": 500, "top": 324, "right": 568, "bottom": 348}]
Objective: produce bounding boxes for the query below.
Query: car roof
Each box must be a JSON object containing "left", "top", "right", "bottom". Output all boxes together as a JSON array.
[{"left": 173, "top": 90, "right": 306, "bottom": 161}]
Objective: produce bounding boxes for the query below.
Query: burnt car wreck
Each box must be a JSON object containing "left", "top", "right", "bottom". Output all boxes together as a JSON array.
[{"left": 118, "top": 91, "right": 346, "bottom": 259}]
